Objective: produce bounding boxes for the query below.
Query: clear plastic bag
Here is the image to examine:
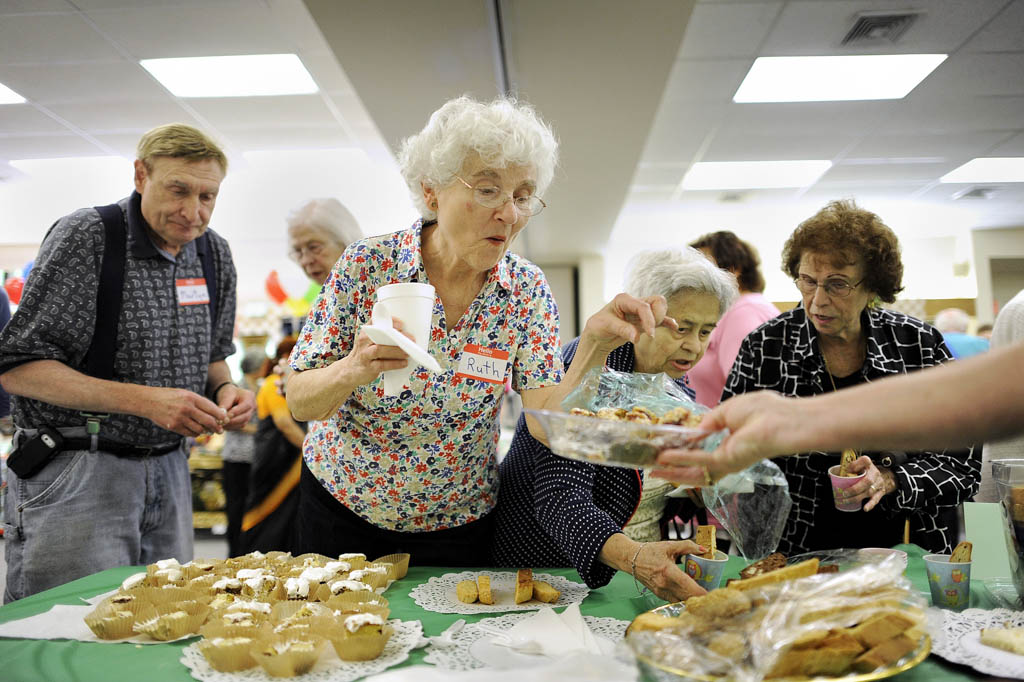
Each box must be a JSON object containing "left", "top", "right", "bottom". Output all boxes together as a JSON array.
[
  {"left": 701, "top": 460, "right": 792, "bottom": 561},
  {"left": 628, "top": 556, "right": 927, "bottom": 681}
]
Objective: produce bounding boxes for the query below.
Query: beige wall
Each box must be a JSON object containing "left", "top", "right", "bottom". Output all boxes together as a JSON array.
[{"left": 973, "top": 226, "right": 1024, "bottom": 324}]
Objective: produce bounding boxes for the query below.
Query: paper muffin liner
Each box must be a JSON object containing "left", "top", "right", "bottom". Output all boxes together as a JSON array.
[
  {"left": 251, "top": 633, "right": 327, "bottom": 677},
  {"left": 241, "top": 576, "right": 285, "bottom": 602},
  {"left": 85, "top": 600, "right": 150, "bottom": 640},
  {"left": 372, "top": 553, "right": 410, "bottom": 579},
  {"left": 327, "top": 621, "right": 393, "bottom": 662},
  {"left": 142, "top": 586, "right": 209, "bottom": 606},
  {"left": 348, "top": 571, "right": 386, "bottom": 591},
  {"left": 200, "top": 620, "right": 270, "bottom": 642},
  {"left": 325, "top": 591, "right": 388, "bottom": 609},
  {"left": 335, "top": 554, "right": 367, "bottom": 571},
  {"left": 183, "top": 559, "right": 226, "bottom": 581},
  {"left": 270, "top": 600, "right": 333, "bottom": 623},
  {"left": 292, "top": 553, "right": 332, "bottom": 568},
  {"left": 187, "top": 574, "right": 222, "bottom": 596},
  {"left": 198, "top": 635, "right": 259, "bottom": 672},
  {"left": 133, "top": 603, "right": 204, "bottom": 641},
  {"left": 366, "top": 562, "right": 397, "bottom": 583}
]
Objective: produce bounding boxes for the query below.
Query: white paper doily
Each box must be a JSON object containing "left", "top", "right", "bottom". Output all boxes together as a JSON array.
[
  {"left": 180, "top": 619, "right": 422, "bottom": 682},
  {"left": 927, "top": 606, "right": 1024, "bottom": 679},
  {"left": 423, "top": 613, "right": 629, "bottom": 671},
  {"left": 408, "top": 571, "right": 589, "bottom": 614}
]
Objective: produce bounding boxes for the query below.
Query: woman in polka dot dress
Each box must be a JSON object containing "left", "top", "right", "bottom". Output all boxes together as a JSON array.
[{"left": 492, "top": 248, "right": 738, "bottom": 602}]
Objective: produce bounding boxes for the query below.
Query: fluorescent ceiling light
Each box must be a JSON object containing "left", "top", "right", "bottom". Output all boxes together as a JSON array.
[
  {"left": 0, "top": 81, "right": 26, "bottom": 104},
  {"left": 140, "top": 54, "right": 317, "bottom": 97},
  {"left": 940, "top": 157, "right": 1024, "bottom": 184},
  {"left": 733, "top": 54, "right": 947, "bottom": 102},
  {"left": 681, "top": 160, "right": 832, "bottom": 190}
]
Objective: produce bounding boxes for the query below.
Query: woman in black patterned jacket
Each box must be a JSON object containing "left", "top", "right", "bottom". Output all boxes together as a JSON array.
[
  {"left": 491, "top": 248, "right": 738, "bottom": 602},
  {"left": 720, "top": 200, "right": 979, "bottom": 555}
]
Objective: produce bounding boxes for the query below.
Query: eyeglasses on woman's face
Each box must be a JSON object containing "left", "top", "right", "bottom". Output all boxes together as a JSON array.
[
  {"left": 288, "top": 240, "right": 328, "bottom": 262},
  {"left": 794, "top": 274, "right": 865, "bottom": 299},
  {"left": 453, "top": 175, "right": 546, "bottom": 217}
]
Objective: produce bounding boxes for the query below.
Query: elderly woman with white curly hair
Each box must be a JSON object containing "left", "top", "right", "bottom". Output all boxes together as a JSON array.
[
  {"left": 286, "top": 96, "right": 676, "bottom": 565},
  {"left": 492, "top": 248, "right": 738, "bottom": 600}
]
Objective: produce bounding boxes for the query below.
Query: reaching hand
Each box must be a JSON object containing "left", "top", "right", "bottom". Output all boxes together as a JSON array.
[
  {"left": 581, "top": 293, "right": 678, "bottom": 355},
  {"left": 632, "top": 540, "right": 708, "bottom": 602}
]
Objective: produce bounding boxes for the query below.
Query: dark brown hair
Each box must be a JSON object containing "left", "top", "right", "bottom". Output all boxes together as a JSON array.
[
  {"left": 781, "top": 200, "right": 904, "bottom": 303},
  {"left": 261, "top": 335, "right": 298, "bottom": 378},
  {"left": 689, "top": 231, "right": 765, "bottom": 293}
]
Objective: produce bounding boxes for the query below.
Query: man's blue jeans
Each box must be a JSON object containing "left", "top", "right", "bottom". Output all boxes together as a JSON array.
[{"left": 3, "top": 444, "right": 193, "bottom": 603}]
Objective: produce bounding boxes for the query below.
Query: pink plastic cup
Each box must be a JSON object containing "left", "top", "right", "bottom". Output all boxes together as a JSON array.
[{"left": 828, "top": 465, "right": 866, "bottom": 512}]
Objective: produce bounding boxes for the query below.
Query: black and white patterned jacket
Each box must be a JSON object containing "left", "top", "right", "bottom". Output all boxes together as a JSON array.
[{"left": 722, "top": 305, "right": 980, "bottom": 555}]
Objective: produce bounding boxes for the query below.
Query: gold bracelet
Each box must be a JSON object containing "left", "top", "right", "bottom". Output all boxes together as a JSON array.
[{"left": 631, "top": 544, "right": 649, "bottom": 596}]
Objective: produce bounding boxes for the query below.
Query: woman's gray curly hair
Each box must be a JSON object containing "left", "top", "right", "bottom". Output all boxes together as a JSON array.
[
  {"left": 398, "top": 95, "right": 559, "bottom": 220},
  {"left": 624, "top": 247, "right": 739, "bottom": 316}
]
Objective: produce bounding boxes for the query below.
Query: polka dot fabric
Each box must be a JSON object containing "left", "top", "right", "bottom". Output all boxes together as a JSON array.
[
  {"left": 290, "top": 220, "right": 563, "bottom": 532},
  {"left": 491, "top": 339, "right": 693, "bottom": 588}
]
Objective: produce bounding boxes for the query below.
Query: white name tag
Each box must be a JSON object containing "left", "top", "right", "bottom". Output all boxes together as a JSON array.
[
  {"left": 456, "top": 343, "right": 509, "bottom": 384},
  {"left": 176, "top": 277, "right": 210, "bottom": 306}
]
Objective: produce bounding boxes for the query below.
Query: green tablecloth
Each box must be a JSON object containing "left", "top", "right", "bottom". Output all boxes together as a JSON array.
[{"left": 0, "top": 545, "right": 991, "bottom": 681}]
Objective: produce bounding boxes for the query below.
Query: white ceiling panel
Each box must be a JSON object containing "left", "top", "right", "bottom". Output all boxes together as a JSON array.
[
  {"left": 0, "top": 1, "right": 74, "bottom": 14},
  {"left": 0, "top": 61, "right": 169, "bottom": 103},
  {"left": 960, "top": 0, "right": 1024, "bottom": 53},
  {"left": 725, "top": 101, "right": 885, "bottom": 135},
  {"left": 702, "top": 130, "right": 857, "bottom": 161},
  {"left": 72, "top": 0, "right": 241, "bottom": 8},
  {"left": 85, "top": 4, "right": 292, "bottom": 59},
  {"left": 662, "top": 59, "right": 752, "bottom": 102},
  {"left": 912, "top": 53, "right": 1024, "bottom": 99},
  {"left": 871, "top": 96, "right": 1024, "bottom": 135},
  {"left": 185, "top": 95, "right": 337, "bottom": 130},
  {"left": 991, "top": 132, "right": 1024, "bottom": 156},
  {"left": 44, "top": 99, "right": 202, "bottom": 133},
  {"left": 677, "top": 2, "right": 782, "bottom": 58},
  {"left": 0, "top": 105, "right": 70, "bottom": 134},
  {"left": 917, "top": 182, "right": 1024, "bottom": 208},
  {"left": 0, "top": 12, "right": 122, "bottom": 63},
  {"left": 633, "top": 163, "right": 687, "bottom": 187},
  {"left": 301, "top": 53, "right": 355, "bottom": 94},
  {"left": 0, "top": 134, "right": 106, "bottom": 161},
  {"left": 640, "top": 101, "right": 728, "bottom": 163},
  {"left": 89, "top": 132, "right": 150, "bottom": 158},
  {"left": 225, "top": 126, "right": 352, "bottom": 152},
  {"left": 762, "top": 0, "right": 1007, "bottom": 55},
  {"left": 845, "top": 132, "right": 1010, "bottom": 160},
  {"left": 819, "top": 162, "right": 953, "bottom": 185}
]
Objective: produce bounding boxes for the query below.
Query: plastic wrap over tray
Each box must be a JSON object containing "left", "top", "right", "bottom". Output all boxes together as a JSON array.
[{"left": 626, "top": 554, "right": 928, "bottom": 682}]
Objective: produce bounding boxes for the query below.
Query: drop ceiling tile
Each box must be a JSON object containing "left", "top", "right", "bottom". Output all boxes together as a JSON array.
[
  {"left": 44, "top": 99, "right": 202, "bottom": 133},
  {"left": 819, "top": 161, "right": 952, "bottom": 184},
  {"left": 0, "top": 61, "right": 168, "bottom": 103},
  {"left": 912, "top": 53, "right": 1024, "bottom": 99},
  {"left": 872, "top": 96, "right": 1024, "bottom": 135},
  {"left": 301, "top": 53, "right": 355, "bottom": 94},
  {"left": 0, "top": 1, "right": 74, "bottom": 12},
  {"left": 89, "top": 132, "right": 147, "bottom": 157},
  {"left": 74, "top": 0, "right": 238, "bottom": 7},
  {"left": 845, "top": 132, "right": 1009, "bottom": 160},
  {"left": 678, "top": 2, "right": 782, "bottom": 58},
  {"left": 961, "top": 0, "right": 1024, "bottom": 52},
  {"left": 0, "top": 12, "right": 122, "bottom": 63},
  {"left": 990, "top": 132, "right": 1024, "bottom": 156},
  {"left": 762, "top": 0, "right": 1007, "bottom": 55},
  {"left": 0, "top": 105, "right": 70, "bottom": 134},
  {"left": 86, "top": 3, "right": 293, "bottom": 59},
  {"left": 226, "top": 126, "right": 352, "bottom": 152},
  {"left": 662, "top": 59, "right": 752, "bottom": 103},
  {"left": 702, "top": 131, "right": 857, "bottom": 161},
  {"left": 633, "top": 163, "right": 687, "bottom": 186},
  {"left": 186, "top": 96, "right": 337, "bottom": 130},
  {"left": 641, "top": 100, "right": 728, "bottom": 164},
  {"left": 0, "top": 134, "right": 107, "bottom": 161},
  {"left": 725, "top": 101, "right": 886, "bottom": 135}
]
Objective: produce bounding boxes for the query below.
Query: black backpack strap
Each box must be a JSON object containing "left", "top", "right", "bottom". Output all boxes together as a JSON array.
[
  {"left": 196, "top": 233, "right": 218, "bottom": 326},
  {"left": 84, "top": 204, "right": 127, "bottom": 380}
]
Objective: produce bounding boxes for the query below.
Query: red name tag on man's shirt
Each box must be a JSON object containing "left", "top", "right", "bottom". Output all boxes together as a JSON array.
[
  {"left": 456, "top": 343, "right": 509, "bottom": 384},
  {"left": 176, "top": 278, "right": 210, "bottom": 305}
]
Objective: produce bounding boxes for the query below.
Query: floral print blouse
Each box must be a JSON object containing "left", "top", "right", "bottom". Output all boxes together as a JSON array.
[{"left": 290, "top": 220, "right": 563, "bottom": 532}]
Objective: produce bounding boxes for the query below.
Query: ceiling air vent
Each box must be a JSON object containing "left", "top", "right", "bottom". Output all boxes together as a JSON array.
[
  {"left": 841, "top": 11, "right": 923, "bottom": 45},
  {"left": 953, "top": 186, "right": 1000, "bottom": 200}
]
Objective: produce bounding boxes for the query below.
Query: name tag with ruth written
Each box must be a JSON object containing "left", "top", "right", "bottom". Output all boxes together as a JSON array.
[
  {"left": 176, "top": 278, "right": 210, "bottom": 306},
  {"left": 456, "top": 344, "right": 509, "bottom": 384}
]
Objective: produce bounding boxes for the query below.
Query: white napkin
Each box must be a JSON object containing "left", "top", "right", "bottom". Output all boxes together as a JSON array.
[
  {"left": 364, "top": 651, "right": 638, "bottom": 682},
  {"left": 496, "top": 604, "right": 603, "bottom": 657}
]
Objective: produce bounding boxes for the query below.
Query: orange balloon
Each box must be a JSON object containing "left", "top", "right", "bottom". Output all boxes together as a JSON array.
[{"left": 264, "top": 270, "right": 288, "bottom": 304}]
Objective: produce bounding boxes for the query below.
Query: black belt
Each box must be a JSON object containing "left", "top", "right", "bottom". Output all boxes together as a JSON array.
[{"left": 60, "top": 437, "right": 182, "bottom": 458}]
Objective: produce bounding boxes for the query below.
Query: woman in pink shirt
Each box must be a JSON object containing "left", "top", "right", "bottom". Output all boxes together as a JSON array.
[{"left": 687, "top": 232, "right": 780, "bottom": 406}]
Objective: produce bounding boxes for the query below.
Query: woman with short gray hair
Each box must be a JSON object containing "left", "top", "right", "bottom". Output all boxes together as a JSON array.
[
  {"left": 492, "top": 248, "right": 738, "bottom": 602},
  {"left": 287, "top": 198, "right": 362, "bottom": 287},
  {"left": 285, "top": 96, "right": 672, "bottom": 566}
]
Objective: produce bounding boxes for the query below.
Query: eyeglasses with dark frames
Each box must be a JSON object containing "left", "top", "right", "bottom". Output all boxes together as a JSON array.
[{"left": 794, "top": 274, "right": 865, "bottom": 298}]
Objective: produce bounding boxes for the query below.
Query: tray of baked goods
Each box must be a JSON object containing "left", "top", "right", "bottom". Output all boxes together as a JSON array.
[
  {"left": 524, "top": 405, "right": 724, "bottom": 469},
  {"left": 85, "top": 551, "right": 422, "bottom": 680},
  {"left": 626, "top": 554, "right": 929, "bottom": 681}
]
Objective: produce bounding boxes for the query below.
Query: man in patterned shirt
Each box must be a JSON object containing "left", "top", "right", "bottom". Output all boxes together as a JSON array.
[{"left": 0, "top": 124, "right": 255, "bottom": 601}]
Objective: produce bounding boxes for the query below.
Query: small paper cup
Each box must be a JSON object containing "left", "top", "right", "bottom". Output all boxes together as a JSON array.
[
  {"left": 198, "top": 635, "right": 259, "bottom": 672},
  {"left": 683, "top": 549, "right": 729, "bottom": 590},
  {"left": 328, "top": 621, "right": 394, "bottom": 662},
  {"left": 828, "top": 465, "right": 866, "bottom": 512},
  {"left": 373, "top": 553, "right": 410, "bottom": 579},
  {"left": 924, "top": 553, "right": 971, "bottom": 611},
  {"left": 251, "top": 633, "right": 326, "bottom": 677}
]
